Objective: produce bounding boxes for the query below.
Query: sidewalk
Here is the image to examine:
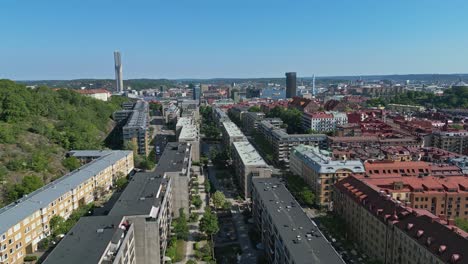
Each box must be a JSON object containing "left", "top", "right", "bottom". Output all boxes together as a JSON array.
[{"left": 177, "top": 168, "right": 208, "bottom": 264}]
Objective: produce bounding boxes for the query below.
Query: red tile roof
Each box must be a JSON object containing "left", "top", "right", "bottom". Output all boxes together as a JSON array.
[{"left": 335, "top": 176, "right": 468, "bottom": 264}]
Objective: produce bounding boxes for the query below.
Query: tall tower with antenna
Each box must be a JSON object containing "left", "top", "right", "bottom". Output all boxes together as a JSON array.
[
  {"left": 312, "top": 74, "right": 317, "bottom": 96},
  {"left": 114, "top": 51, "right": 123, "bottom": 93}
]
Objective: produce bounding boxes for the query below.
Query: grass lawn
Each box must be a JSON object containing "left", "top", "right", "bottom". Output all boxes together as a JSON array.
[
  {"left": 166, "top": 239, "right": 186, "bottom": 262},
  {"left": 176, "top": 240, "right": 186, "bottom": 261}
]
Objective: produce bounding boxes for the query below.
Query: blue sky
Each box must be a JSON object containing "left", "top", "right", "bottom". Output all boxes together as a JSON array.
[{"left": 1, "top": 0, "right": 468, "bottom": 80}]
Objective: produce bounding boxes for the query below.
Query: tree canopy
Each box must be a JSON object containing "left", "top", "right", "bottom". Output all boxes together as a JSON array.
[
  {"left": 0, "top": 79, "right": 130, "bottom": 205},
  {"left": 266, "top": 106, "right": 303, "bottom": 134},
  {"left": 199, "top": 208, "right": 219, "bottom": 236},
  {"left": 366, "top": 87, "right": 468, "bottom": 109}
]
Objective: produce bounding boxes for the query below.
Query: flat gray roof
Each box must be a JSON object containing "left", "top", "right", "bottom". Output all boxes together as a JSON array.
[
  {"left": 222, "top": 121, "right": 245, "bottom": 138},
  {"left": 233, "top": 141, "right": 267, "bottom": 166},
  {"left": 110, "top": 143, "right": 189, "bottom": 216},
  {"left": 252, "top": 178, "right": 344, "bottom": 264},
  {"left": 0, "top": 150, "right": 132, "bottom": 236},
  {"left": 42, "top": 215, "right": 125, "bottom": 264},
  {"left": 154, "top": 142, "right": 191, "bottom": 177},
  {"left": 109, "top": 172, "right": 167, "bottom": 217},
  {"left": 179, "top": 124, "right": 198, "bottom": 141}
]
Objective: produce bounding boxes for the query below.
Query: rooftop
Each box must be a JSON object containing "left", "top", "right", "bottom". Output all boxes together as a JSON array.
[
  {"left": 153, "top": 142, "right": 191, "bottom": 177},
  {"left": 179, "top": 124, "right": 198, "bottom": 141},
  {"left": 43, "top": 215, "right": 128, "bottom": 264},
  {"left": 233, "top": 141, "right": 268, "bottom": 167},
  {"left": 253, "top": 178, "right": 344, "bottom": 264},
  {"left": 336, "top": 176, "right": 468, "bottom": 264},
  {"left": 222, "top": 121, "right": 246, "bottom": 139},
  {"left": 293, "top": 145, "right": 364, "bottom": 174},
  {"left": 0, "top": 150, "right": 132, "bottom": 236},
  {"left": 124, "top": 110, "right": 147, "bottom": 128},
  {"left": 176, "top": 116, "right": 193, "bottom": 128},
  {"left": 109, "top": 172, "right": 168, "bottom": 217}
]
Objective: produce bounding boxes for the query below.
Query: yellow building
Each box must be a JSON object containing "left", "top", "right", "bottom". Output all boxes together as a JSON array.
[
  {"left": 0, "top": 150, "right": 133, "bottom": 264},
  {"left": 290, "top": 145, "right": 364, "bottom": 208}
]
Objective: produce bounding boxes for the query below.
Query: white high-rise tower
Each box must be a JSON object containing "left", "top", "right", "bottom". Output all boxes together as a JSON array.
[
  {"left": 114, "top": 51, "right": 123, "bottom": 92},
  {"left": 312, "top": 74, "right": 317, "bottom": 96}
]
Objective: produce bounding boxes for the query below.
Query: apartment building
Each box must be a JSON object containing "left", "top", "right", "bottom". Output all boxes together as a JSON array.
[
  {"left": 43, "top": 216, "right": 136, "bottom": 264},
  {"left": 154, "top": 142, "right": 192, "bottom": 217},
  {"left": 178, "top": 99, "right": 199, "bottom": 118},
  {"left": 258, "top": 120, "right": 327, "bottom": 167},
  {"left": 333, "top": 176, "right": 468, "bottom": 264},
  {"left": 44, "top": 171, "right": 173, "bottom": 264},
  {"left": 212, "top": 107, "right": 229, "bottom": 126},
  {"left": 231, "top": 141, "right": 272, "bottom": 198},
  {"left": 328, "top": 136, "right": 422, "bottom": 149},
  {"left": 123, "top": 110, "right": 149, "bottom": 156},
  {"left": 302, "top": 111, "right": 348, "bottom": 132},
  {"left": 242, "top": 112, "right": 265, "bottom": 135},
  {"left": 256, "top": 119, "right": 283, "bottom": 138},
  {"left": 175, "top": 116, "right": 193, "bottom": 136},
  {"left": 290, "top": 145, "right": 364, "bottom": 208},
  {"left": 113, "top": 100, "right": 150, "bottom": 156},
  {"left": 386, "top": 103, "right": 426, "bottom": 113},
  {"left": 175, "top": 116, "right": 199, "bottom": 162},
  {"left": 221, "top": 121, "right": 247, "bottom": 149},
  {"left": 0, "top": 150, "right": 134, "bottom": 264},
  {"left": 108, "top": 173, "right": 173, "bottom": 264},
  {"left": 251, "top": 178, "right": 344, "bottom": 264},
  {"left": 163, "top": 104, "right": 180, "bottom": 124},
  {"left": 228, "top": 105, "right": 250, "bottom": 123},
  {"left": 178, "top": 123, "right": 200, "bottom": 162},
  {"left": 431, "top": 131, "right": 468, "bottom": 155},
  {"left": 363, "top": 160, "right": 464, "bottom": 178},
  {"left": 361, "top": 175, "right": 468, "bottom": 220}
]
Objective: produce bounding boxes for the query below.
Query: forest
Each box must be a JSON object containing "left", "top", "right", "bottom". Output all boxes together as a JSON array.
[
  {"left": 366, "top": 87, "right": 468, "bottom": 109},
  {"left": 0, "top": 79, "right": 128, "bottom": 206}
]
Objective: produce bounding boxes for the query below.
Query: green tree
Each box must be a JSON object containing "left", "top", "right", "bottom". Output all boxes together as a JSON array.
[
  {"left": 49, "top": 215, "right": 66, "bottom": 236},
  {"left": 199, "top": 208, "right": 219, "bottom": 236},
  {"left": 212, "top": 191, "right": 226, "bottom": 209},
  {"left": 30, "top": 152, "right": 50, "bottom": 172},
  {"left": 192, "top": 195, "right": 203, "bottom": 209},
  {"left": 62, "top": 156, "right": 81, "bottom": 171},
  {"left": 222, "top": 201, "right": 232, "bottom": 210},
  {"left": 248, "top": 106, "right": 261, "bottom": 112},
  {"left": 115, "top": 177, "right": 128, "bottom": 190},
  {"left": 174, "top": 208, "right": 189, "bottom": 240}
]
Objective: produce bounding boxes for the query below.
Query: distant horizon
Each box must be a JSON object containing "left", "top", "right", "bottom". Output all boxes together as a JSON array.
[{"left": 12, "top": 72, "right": 468, "bottom": 82}]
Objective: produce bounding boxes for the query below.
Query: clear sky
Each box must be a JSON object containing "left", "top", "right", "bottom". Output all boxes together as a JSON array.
[{"left": 1, "top": 0, "right": 468, "bottom": 80}]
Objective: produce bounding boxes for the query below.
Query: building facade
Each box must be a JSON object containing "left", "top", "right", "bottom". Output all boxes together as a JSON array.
[
  {"left": 333, "top": 176, "right": 468, "bottom": 264},
  {"left": 302, "top": 111, "right": 348, "bottom": 132},
  {"left": 231, "top": 141, "right": 272, "bottom": 198},
  {"left": 251, "top": 178, "right": 344, "bottom": 264},
  {"left": 221, "top": 121, "right": 247, "bottom": 149},
  {"left": 0, "top": 151, "right": 134, "bottom": 264},
  {"left": 113, "top": 100, "right": 150, "bottom": 156},
  {"left": 290, "top": 145, "right": 364, "bottom": 208},
  {"left": 431, "top": 131, "right": 468, "bottom": 155},
  {"left": 285, "top": 72, "right": 297, "bottom": 98},
  {"left": 242, "top": 112, "right": 265, "bottom": 135}
]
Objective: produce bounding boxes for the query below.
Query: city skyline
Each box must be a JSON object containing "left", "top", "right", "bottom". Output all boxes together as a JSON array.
[{"left": 1, "top": 0, "right": 468, "bottom": 80}]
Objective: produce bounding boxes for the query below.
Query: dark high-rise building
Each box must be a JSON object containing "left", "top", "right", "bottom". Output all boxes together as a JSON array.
[
  {"left": 285, "top": 72, "right": 297, "bottom": 98},
  {"left": 192, "top": 84, "right": 200, "bottom": 101}
]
